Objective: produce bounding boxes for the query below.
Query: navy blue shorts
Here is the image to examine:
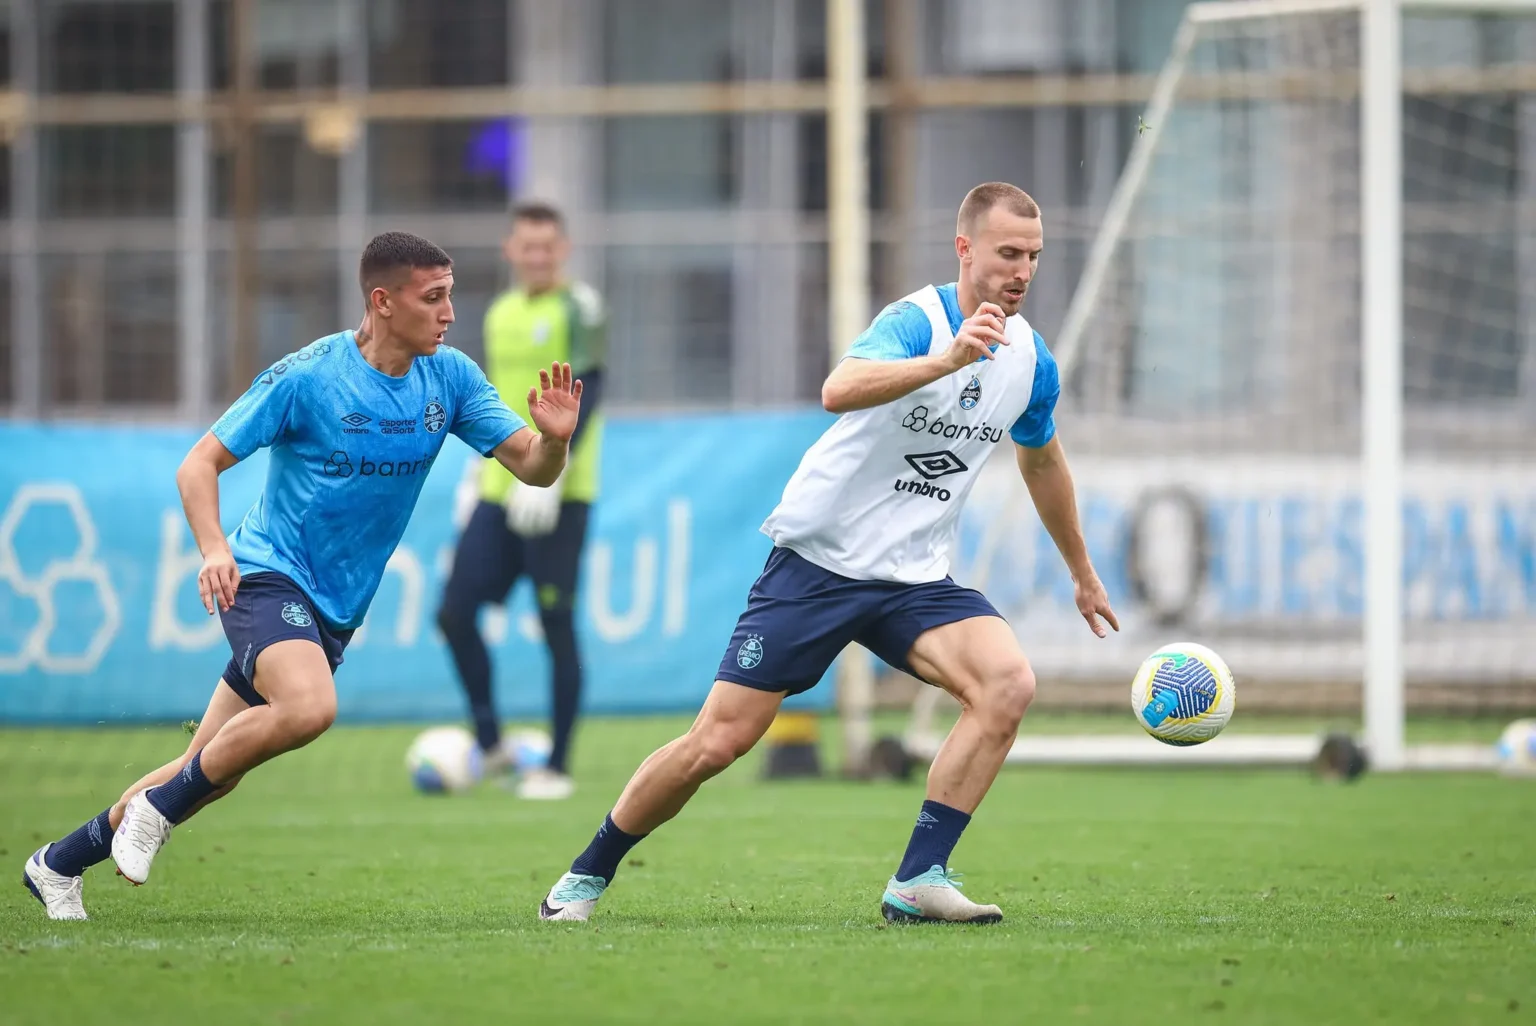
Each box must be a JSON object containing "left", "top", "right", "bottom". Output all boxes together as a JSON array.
[
  {"left": 715, "top": 547, "right": 1003, "bottom": 695},
  {"left": 219, "top": 572, "right": 355, "bottom": 707}
]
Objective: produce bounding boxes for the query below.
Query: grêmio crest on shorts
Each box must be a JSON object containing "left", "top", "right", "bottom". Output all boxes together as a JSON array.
[{"left": 762, "top": 284, "right": 1047, "bottom": 585}]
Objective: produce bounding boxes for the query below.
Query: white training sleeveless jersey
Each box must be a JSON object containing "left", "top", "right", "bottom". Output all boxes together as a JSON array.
[{"left": 762, "top": 284, "right": 1047, "bottom": 584}]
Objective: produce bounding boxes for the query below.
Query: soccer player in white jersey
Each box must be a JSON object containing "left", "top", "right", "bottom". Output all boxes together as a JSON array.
[
  {"left": 22, "top": 232, "right": 581, "bottom": 921},
  {"left": 539, "top": 182, "right": 1118, "bottom": 925}
]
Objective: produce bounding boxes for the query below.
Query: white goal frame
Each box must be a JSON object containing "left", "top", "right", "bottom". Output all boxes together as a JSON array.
[{"left": 890, "top": 0, "right": 1536, "bottom": 775}]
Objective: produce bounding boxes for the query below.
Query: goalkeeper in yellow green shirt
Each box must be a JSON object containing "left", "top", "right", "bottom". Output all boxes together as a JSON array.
[{"left": 436, "top": 202, "right": 604, "bottom": 801}]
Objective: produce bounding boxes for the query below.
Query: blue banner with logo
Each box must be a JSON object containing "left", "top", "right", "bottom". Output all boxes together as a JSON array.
[
  {"left": 0, "top": 412, "right": 835, "bottom": 724},
  {"left": 8, "top": 416, "right": 1532, "bottom": 724}
]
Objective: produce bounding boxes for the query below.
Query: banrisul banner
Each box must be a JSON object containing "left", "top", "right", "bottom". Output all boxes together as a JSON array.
[
  {"left": 0, "top": 413, "right": 833, "bottom": 723},
  {"left": 2, "top": 417, "right": 1534, "bottom": 723}
]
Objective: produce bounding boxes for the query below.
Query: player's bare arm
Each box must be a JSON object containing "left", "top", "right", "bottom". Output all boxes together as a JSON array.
[
  {"left": 1017, "top": 436, "right": 1118, "bottom": 638},
  {"left": 492, "top": 361, "right": 583, "bottom": 487},
  {"left": 176, "top": 432, "right": 243, "bottom": 615},
  {"left": 821, "top": 303, "right": 1010, "bottom": 414}
]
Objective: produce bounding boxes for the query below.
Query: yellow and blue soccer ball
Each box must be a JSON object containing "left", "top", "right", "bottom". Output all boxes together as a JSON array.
[
  {"left": 1131, "top": 642, "right": 1236, "bottom": 746},
  {"left": 1494, "top": 719, "right": 1536, "bottom": 777},
  {"left": 406, "top": 726, "right": 484, "bottom": 794}
]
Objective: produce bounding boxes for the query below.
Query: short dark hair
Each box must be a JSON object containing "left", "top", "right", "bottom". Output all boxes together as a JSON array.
[
  {"left": 511, "top": 200, "right": 565, "bottom": 232},
  {"left": 358, "top": 231, "right": 452, "bottom": 300},
  {"left": 957, "top": 182, "right": 1041, "bottom": 235}
]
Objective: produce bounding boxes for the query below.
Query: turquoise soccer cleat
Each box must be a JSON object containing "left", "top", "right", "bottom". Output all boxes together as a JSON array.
[
  {"left": 539, "top": 871, "right": 608, "bottom": 922},
  {"left": 881, "top": 865, "right": 1003, "bottom": 924}
]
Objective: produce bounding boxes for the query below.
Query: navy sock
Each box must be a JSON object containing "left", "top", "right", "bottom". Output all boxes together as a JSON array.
[
  {"left": 570, "top": 813, "right": 647, "bottom": 884},
  {"left": 895, "top": 800, "right": 972, "bottom": 881},
  {"left": 43, "top": 808, "right": 114, "bottom": 877},
  {"left": 144, "top": 752, "right": 219, "bottom": 824}
]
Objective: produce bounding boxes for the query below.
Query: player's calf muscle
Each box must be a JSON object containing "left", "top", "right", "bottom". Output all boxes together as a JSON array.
[
  {"left": 612, "top": 690, "right": 775, "bottom": 831},
  {"left": 106, "top": 680, "right": 254, "bottom": 827}
]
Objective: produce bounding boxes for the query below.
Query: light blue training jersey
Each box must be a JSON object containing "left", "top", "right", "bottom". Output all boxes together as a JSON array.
[
  {"left": 845, "top": 281, "right": 1060, "bottom": 448},
  {"left": 211, "top": 330, "right": 526, "bottom": 629}
]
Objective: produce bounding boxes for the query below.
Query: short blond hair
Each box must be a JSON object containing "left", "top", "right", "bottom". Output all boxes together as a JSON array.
[{"left": 957, "top": 182, "right": 1040, "bottom": 234}]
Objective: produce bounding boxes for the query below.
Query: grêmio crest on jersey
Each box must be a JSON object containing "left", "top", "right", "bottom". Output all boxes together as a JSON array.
[{"left": 959, "top": 374, "right": 982, "bottom": 410}]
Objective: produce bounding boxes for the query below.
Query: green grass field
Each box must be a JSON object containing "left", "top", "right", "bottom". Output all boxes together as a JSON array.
[{"left": 1, "top": 715, "right": 1532, "bottom": 1025}]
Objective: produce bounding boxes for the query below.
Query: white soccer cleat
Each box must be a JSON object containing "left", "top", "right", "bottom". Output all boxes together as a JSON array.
[
  {"left": 111, "top": 793, "right": 172, "bottom": 885},
  {"left": 539, "top": 872, "right": 607, "bottom": 921},
  {"left": 516, "top": 769, "right": 575, "bottom": 801},
  {"left": 881, "top": 866, "right": 1003, "bottom": 924},
  {"left": 22, "top": 846, "right": 88, "bottom": 921}
]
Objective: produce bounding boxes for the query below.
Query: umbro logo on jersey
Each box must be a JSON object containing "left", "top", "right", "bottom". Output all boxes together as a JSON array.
[
  {"left": 341, "top": 412, "right": 371, "bottom": 434},
  {"left": 893, "top": 450, "right": 967, "bottom": 502},
  {"left": 904, "top": 450, "right": 968, "bottom": 481},
  {"left": 893, "top": 479, "right": 953, "bottom": 502}
]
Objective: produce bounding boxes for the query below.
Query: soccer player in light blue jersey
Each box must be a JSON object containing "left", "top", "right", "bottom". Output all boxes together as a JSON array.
[{"left": 23, "top": 232, "right": 582, "bottom": 920}]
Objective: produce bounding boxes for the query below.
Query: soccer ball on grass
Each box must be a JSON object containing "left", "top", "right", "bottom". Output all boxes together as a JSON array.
[
  {"left": 1494, "top": 719, "right": 1536, "bottom": 777},
  {"left": 1131, "top": 642, "right": 1236, "bottom": 746},
  {"left": 406, "top": 726, "right": 484, "bottom": 793},
  {"left": 502, "top": 727, "right": 553, "bottom": 774}
]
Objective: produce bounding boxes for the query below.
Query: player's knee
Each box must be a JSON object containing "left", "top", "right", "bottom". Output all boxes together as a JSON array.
[
  {"left": 690, "top": 739, "right": 737, "bottom": 779},
  {"left": 277, "top": 694, "right": 337, "bottom": 745},
  {"left": 982, "top": 660, "right": 1035, "bottom": 730},
  {"left": 688, "top": 729, "right": 750, "bottom": 780}
]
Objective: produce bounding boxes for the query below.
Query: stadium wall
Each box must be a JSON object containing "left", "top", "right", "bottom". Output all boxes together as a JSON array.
[{"left": 1, "top": 417, "right": 1533, "bottom": 724}]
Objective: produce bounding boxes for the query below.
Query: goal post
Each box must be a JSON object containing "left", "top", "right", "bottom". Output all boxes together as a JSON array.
[
  {"left": 896, "top": 0, "right": 1536, "bottom": 773},
  {"left": 1361, "top": 0, "right": 1405, "bottom": 770}
]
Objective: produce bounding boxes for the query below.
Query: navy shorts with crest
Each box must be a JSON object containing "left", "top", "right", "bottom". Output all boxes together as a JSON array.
[
  {"left": 218, "top": 572, "right": 355, "bottom": 707},
  {"left": 714, "top": 547, "right": 1002, "bottom": 695}
]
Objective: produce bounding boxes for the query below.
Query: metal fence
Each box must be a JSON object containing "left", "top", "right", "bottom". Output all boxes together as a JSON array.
[
  {"left": 0, "top": 0, "right": 1189, "bottom": 421},
  {"left": 0, "top": 0, "right": 1530, "bottom": 426}
]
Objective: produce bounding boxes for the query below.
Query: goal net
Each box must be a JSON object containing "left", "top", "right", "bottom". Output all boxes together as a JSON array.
[{"left": 901, "top": 0, "right": 1536, "bottom": 771}]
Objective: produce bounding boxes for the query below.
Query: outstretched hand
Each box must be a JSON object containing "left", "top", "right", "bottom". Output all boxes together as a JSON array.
[
  {"left": 1075, "top": 573, "right": 1120, "bottom": 639},
  {"left": 527, "top": 362, "right": 583, "bottom": 442}
]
